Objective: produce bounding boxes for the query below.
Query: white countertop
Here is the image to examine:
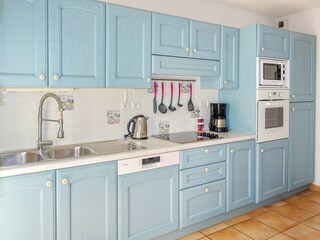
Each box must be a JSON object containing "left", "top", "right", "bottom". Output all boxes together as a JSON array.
[{"left": 0, "top": 132, "right": 255, "bottom": 178}]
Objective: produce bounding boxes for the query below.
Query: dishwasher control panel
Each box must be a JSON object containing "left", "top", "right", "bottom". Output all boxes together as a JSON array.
[{"left": 118, "top": 151, "right": 179, "bottom": 175}]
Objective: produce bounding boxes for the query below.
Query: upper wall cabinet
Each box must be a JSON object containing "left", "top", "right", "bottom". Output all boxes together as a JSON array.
[
  {"left": 106, "top": 5, "right": 152, "bottom": 88},
  {"left": 0, "top": 0, "right": 47, "bottom": 88},
  {"left": 49, "top": 0, "right": 106, "bottom": 88},
  {"left": 289, "top": 32, "right": 316, "bottom": 102},
  {"left": 257, "top": 25, "right": 290, "bottom": 59},
  {"left": 152, "top": 13, "right": 221, "bottom": 60}
]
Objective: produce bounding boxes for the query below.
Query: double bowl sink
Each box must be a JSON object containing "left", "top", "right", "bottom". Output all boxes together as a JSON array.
[{"left": 0, "top": 140, "right": 145, "bottom": 168}]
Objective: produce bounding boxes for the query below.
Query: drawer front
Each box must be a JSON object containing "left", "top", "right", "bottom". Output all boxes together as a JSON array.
[
  {"left": 180, "top": 162, "right": 226, "bottom": 189},
  {"left": 180, "top": 179, "right": 226, "bottom": 228},
  {"left": 180, "top": 144, "right": 226, "bottom": 169}
]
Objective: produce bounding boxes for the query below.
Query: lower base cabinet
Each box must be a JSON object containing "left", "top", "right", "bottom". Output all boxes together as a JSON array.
[
  {"left": 118, "top": 165, "right": 179, "bottom": 240},
  {"left": 256, "top": 139, "right": 288, "bottom": 203}
]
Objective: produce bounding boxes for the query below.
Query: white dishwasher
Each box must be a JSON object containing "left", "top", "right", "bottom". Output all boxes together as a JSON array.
[{"left": 118, "top": 151, "right": 179, "bottom": 240}]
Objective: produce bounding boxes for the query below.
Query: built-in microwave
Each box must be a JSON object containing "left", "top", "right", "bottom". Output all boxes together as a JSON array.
[{"left": 257, "top": 58, "right": 289, "bottom": 88}]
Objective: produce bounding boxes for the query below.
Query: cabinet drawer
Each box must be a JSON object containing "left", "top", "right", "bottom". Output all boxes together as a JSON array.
[
  {"left": 180, "top": 144, "right": 226, "bottom": 169},
  {"left": 180, "top": 179, "right": 226, "bottom": 228},
  {"left": 180, "top": 162, "right": 226, "bottom": 189}
]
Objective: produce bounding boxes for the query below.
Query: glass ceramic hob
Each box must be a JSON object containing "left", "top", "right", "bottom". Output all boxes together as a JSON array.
[{"left": 152, "top": 131, "right": 222, "bottom": 144}]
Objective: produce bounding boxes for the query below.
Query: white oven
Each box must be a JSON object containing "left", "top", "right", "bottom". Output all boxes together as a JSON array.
[{"left": 257, "top": 89, "right": 289, "bottom": 143}]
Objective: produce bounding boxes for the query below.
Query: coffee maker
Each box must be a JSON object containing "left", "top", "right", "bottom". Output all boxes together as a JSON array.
[{"left": 209, "top": 103, "right": 228, "bottom": 132}]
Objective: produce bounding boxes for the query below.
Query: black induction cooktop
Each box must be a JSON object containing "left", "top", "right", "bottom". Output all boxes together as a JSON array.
[{"left": 152, "top": 131, "right": 222, "bottom": 144}]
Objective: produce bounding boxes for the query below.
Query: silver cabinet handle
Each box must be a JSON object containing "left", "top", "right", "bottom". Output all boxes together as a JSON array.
[
  {"left": 292, "top": 94, "right": 295, "bottom": 98},
  {"left": 146, "top": 78, "right": 151, "bottom": 83},
  {"left": 185, "top": 47, "right": 190, "bottom": 52},
  {"left": 46, "top": 181, "right": 53, "bottom": 187},
  {"left": 260, "top": 149, "right": 264, "bottom": 153},
  {"left": 291, "top": 107, "right": 295, "bottom": 112},
  {"left": 193, "top": 48, "right": 197, "bottom": 53},
  {"left": 223, "top": 80, "right": 227, "bottom": 85},
  {"left": 39, "top": 74, "right": 46, "bottom": 80},
  {"left": 230, "top": 149, "right": 234, "bottom": 154},
  {"left": 261, "top": 47, "right": 265, "bottom": 52},
  {"left": 204, "top": 149, "right": 209, "bottom": 153},
  {"left": 204, "top": 167, "right": 209, "bottom": 173},
  {"left": 53, "top": 75, "right": 60, "bottom": 81},
  {"left": 204, "top": 187, "right": 209, "bottom": 193},
  {"left": 61, "top": 179, "right": 68, "bottom": 185}
]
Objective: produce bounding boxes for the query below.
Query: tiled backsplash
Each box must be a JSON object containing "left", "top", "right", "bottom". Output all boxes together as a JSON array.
[{"left": 0, "top": 79, "right": 218, "bottom": 152}]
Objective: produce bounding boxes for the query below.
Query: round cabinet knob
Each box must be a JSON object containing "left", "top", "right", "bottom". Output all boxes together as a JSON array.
[
  {"left": 223, "top": 80, "right": 228, "bottom": 85},
  {"left": 204, "top": 188, "right": 209, "bottom": 193},
  {"left": 278, "top": 93, "right": 282, "bottom": 97},
  {"left": 39, "top": 74, "right": 46, "bottom": 80},
  {"left": 193, "top": 48, "right": 197, "bottom": 53},
  {"left": 261, "top": 47, "right": 265, "bottom": 52},
  {"left": 53, "top": 75, "right": 60, "bottom": 81},
  {"left": 260, "top": 149, "right": 264, "bottom": 153},
  {"left": 46, "top": 181, "right": 53, "bottom": 187},
  {"left": 291, "top": 107, "right": 295, "bottom": 112},
  {"left": 61, "top": 179, "right": 68, "bottom": 185},
  {"left": 204, "top": 149, "right": 209, "bottom": 153},
  {"left": 185, "top": 47, "right": 190, "bottom": 52},
  {"left": 292, "top": 94, "right": 295, "bottom": 98},
  {"left": 204, "top": 167, "right": 209, "bottom": 173},
  {"left": 146, "top": 78, "right": 151, "bottom": 83},
  {"left": 230, "top": 149, "right": 234, "bottom": 154}
]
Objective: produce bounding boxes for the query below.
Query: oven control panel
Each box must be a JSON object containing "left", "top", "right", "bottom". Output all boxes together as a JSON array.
[{"left": 257, "top": 89, "right": 289, "bottom": 100}]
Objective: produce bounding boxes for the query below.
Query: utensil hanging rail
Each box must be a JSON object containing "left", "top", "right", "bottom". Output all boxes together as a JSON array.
[{"left": 151, "top": 78, "right": 196, "bottom": 82}]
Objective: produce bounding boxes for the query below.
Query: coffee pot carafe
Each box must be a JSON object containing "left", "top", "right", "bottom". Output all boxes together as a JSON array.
[{"left": 125, "top": 115, "right": 148, "bottom": 140}]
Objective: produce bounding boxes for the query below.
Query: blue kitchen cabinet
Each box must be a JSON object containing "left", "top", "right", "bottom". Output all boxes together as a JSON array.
[
  {"left": 220, "top": 26, "right": 239, "bottom": 89},
  {"left": 49, "top": 0, "right": 106, "bottom": 88},
  {"left": 289, "top": 102, "right": 315, "bottom": 191},
  {"left": 56, "top": 162, "right": 117, "bottom": 240},
  {"left": 256, "top": 139, "right": 288, "bottom": 203},
  {"left": 118, "top": 165, "right": 179, "bottom": 240},
  {"left": 257, "top": 25, "right": 290, "bottom": 59},
  {"left": 152, "top": 13, "right": 220, "bottom": 60},
  {"left": 0, "top": 171, "right": 55, "bottom": 240},
  {"left": 107, "top": 4, "right": 151, "bottom": 88},
  {"left": 0, "top": 0, "right": 47, "bottom": 88},
  {"left": 290, "top": 32, "right": 316, "bottom": 102},
  {"left": 226, "top": 140, "right": 255, "bottom": 211}
]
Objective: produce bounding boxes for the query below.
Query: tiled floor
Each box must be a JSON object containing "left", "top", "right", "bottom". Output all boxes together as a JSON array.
[{"left": 179, "top": 189, "right": 320, "bottom": 240}]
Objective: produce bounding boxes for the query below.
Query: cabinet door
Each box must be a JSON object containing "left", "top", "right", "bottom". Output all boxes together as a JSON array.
[
  {"left": 289, "top": 102, "right": 315, "bottom": 191},
  {"left": 152, "top": 13, "right": 190, "bottom": 58},
  {"left": 0, "top": 171, "right": 55, "bottom": 240},
  {"left": 0, "top": 0, "right": 47, "bottom": 88},
  {"left": 180, "top": 180, "right": 226, "bottom": 228},
  {"left": 190, "top": 20, "right": 221, "bottom": 60},
  {"left": 118, "top": 166, "right": 179, "bottom": 240},
  {"left": 56, "top": 162, "right": 117, "bottom": 240},
  {"left": 257, "top": 25, "right": 290, "bottom": 59},
  {"left": 107, "top": 4, "right": 151, "bottom": 88},
  {"left": 227, "top": 140, "right": 254, "bottom": 211},
  {"left": 256, "top": 139, "right": 288, "bottom": 203},
  {"left": 220, "top": 26, "right": 239, "bottom": 89},
  {"left": 290, "top": 32, "right": 316, "bottom": 102},
  {"left": 49, "top": 0, "right": 105, "bottom": 88}
]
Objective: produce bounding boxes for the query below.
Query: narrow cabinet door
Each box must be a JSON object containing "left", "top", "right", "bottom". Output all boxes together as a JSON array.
[
  {"left": 290, "top": 32, "right": 316, "bottom": 102},
  {"left": 49, "top": 0, "right": 105, "bottom": 87},
  {"left": 289, "top": 102, "right": 315, "bottom": 191},
  {"left": 0, "top": 171, "right": 55, "bottom": 240},
  {"left": 220, "top": 26, "right": 239, "bottom": 89},
  {"left": 56, "top": 162, "right": 117, "bottom": 240},
  {"left": 190, "top": 20, "right": 221, "bottom": 60},
  {"left": 152, "top": 13, "right": 190, "bottom": 57},
  {"left": 107, "top": 4, "right": 151, "bottom": 88},
  {"left": 256, "top": 139, "right": 288, "bottom": 203},
  {"left": 0, "top": 0, "right": 47, "bottom": 87},
  {"left": 227, "top": 140, "right": 254, "bottom": 211}
]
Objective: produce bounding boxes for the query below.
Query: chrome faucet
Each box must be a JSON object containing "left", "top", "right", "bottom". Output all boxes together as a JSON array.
[{"left": 37, "top": 93, "right": 64, "bottom": 151}]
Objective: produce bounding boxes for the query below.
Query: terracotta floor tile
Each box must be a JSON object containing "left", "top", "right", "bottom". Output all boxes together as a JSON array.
[
  {"left": 305, "top": 193, "right": 320, "bottom": 203},
  {"left": 246, "top": 207, "right": 268, "bottom": 218},
  {"left": 200, "top": 223, "right": 229, "bottom": 235},
  {"left": 284, "top": 224, "right": 320, "bottom": 240},
  {"left": 199, "top": 238, "right": 211, "bottom": 240},
  {"left": 274, "top": 203, "right": 315, "bottom": 222},
  {"left": 178, "top": 232, "right": 205, "bottom": 240},
  {"left": 265, "top": 201, "right": 287, "bottom": 210},
  {"left": 302, "top": 215, "right": 320, "bottom": 231},
  {"left": 224, "top": 214, "right": 251, "bottom": 226},
  {"left": 255, "top": 211, "right": 297, "bottom": 231},
  {"left": 207, "top": 227, "right": 251, "bottom": 240},
  {"left": 297, "top": 190, "right": 315, "bottom": 197},
  {"left": 292, "top": 198, "right": 320, "bottom": 213},
  {"left": 267, "top": 233, "right": 295, "bottom": 240},
  {"left": 233, "top": 219, "right": 278, "bottom": 240},
  {"left": 282, "top": 195, "right": 302, "bottom": 203}
]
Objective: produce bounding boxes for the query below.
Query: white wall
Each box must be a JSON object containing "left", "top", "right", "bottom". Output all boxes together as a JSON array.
[{"left": 279, "top": 8, "right": 320, "bottom": 185}]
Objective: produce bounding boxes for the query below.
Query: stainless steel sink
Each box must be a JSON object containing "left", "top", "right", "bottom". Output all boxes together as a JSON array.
[
  {"left": 86, "top": 140, "right": 145, "bottom": 155},
  {"left": 44, "top": 146, "right": 97, "bottom": 160},
  {"left": 0, "top": 151, "right": 44, "bottom": 167}
]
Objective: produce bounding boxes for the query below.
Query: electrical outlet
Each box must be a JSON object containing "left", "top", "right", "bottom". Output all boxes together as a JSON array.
[
  {"left": 132, "top": 102, "right": 141, "bottom": 110},
  {"left": 121, "top": 102, "right": 131, "bottom": 110}
]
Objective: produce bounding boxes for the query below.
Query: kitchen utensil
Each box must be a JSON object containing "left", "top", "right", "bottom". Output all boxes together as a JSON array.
[
  {"left": 168, "top": 82, "right": 176, "bottom": 112},
  {"left": 188, "top": 83, "right": 194, "bottom": 111},
  {"left": 158, "top": 82, "right": 167, "bottom": 114},
  {"left": 177, "top": 82, "right": 183, "bottom": 107},
  {"left": 153, "top": 82, "right": 157, "bottom": 113},
  {"left": 125, "top": 115, "right": 149, "bottom": 139}
]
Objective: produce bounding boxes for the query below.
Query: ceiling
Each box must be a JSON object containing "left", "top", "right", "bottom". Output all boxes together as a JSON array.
[{"left": 209, "top": 0, "right": 320, "bottom": 17}]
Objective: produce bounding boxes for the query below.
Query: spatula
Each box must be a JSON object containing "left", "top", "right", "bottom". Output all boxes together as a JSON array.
[{"left": 188, "top": 83, "right": 194, "bottom": 111}]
